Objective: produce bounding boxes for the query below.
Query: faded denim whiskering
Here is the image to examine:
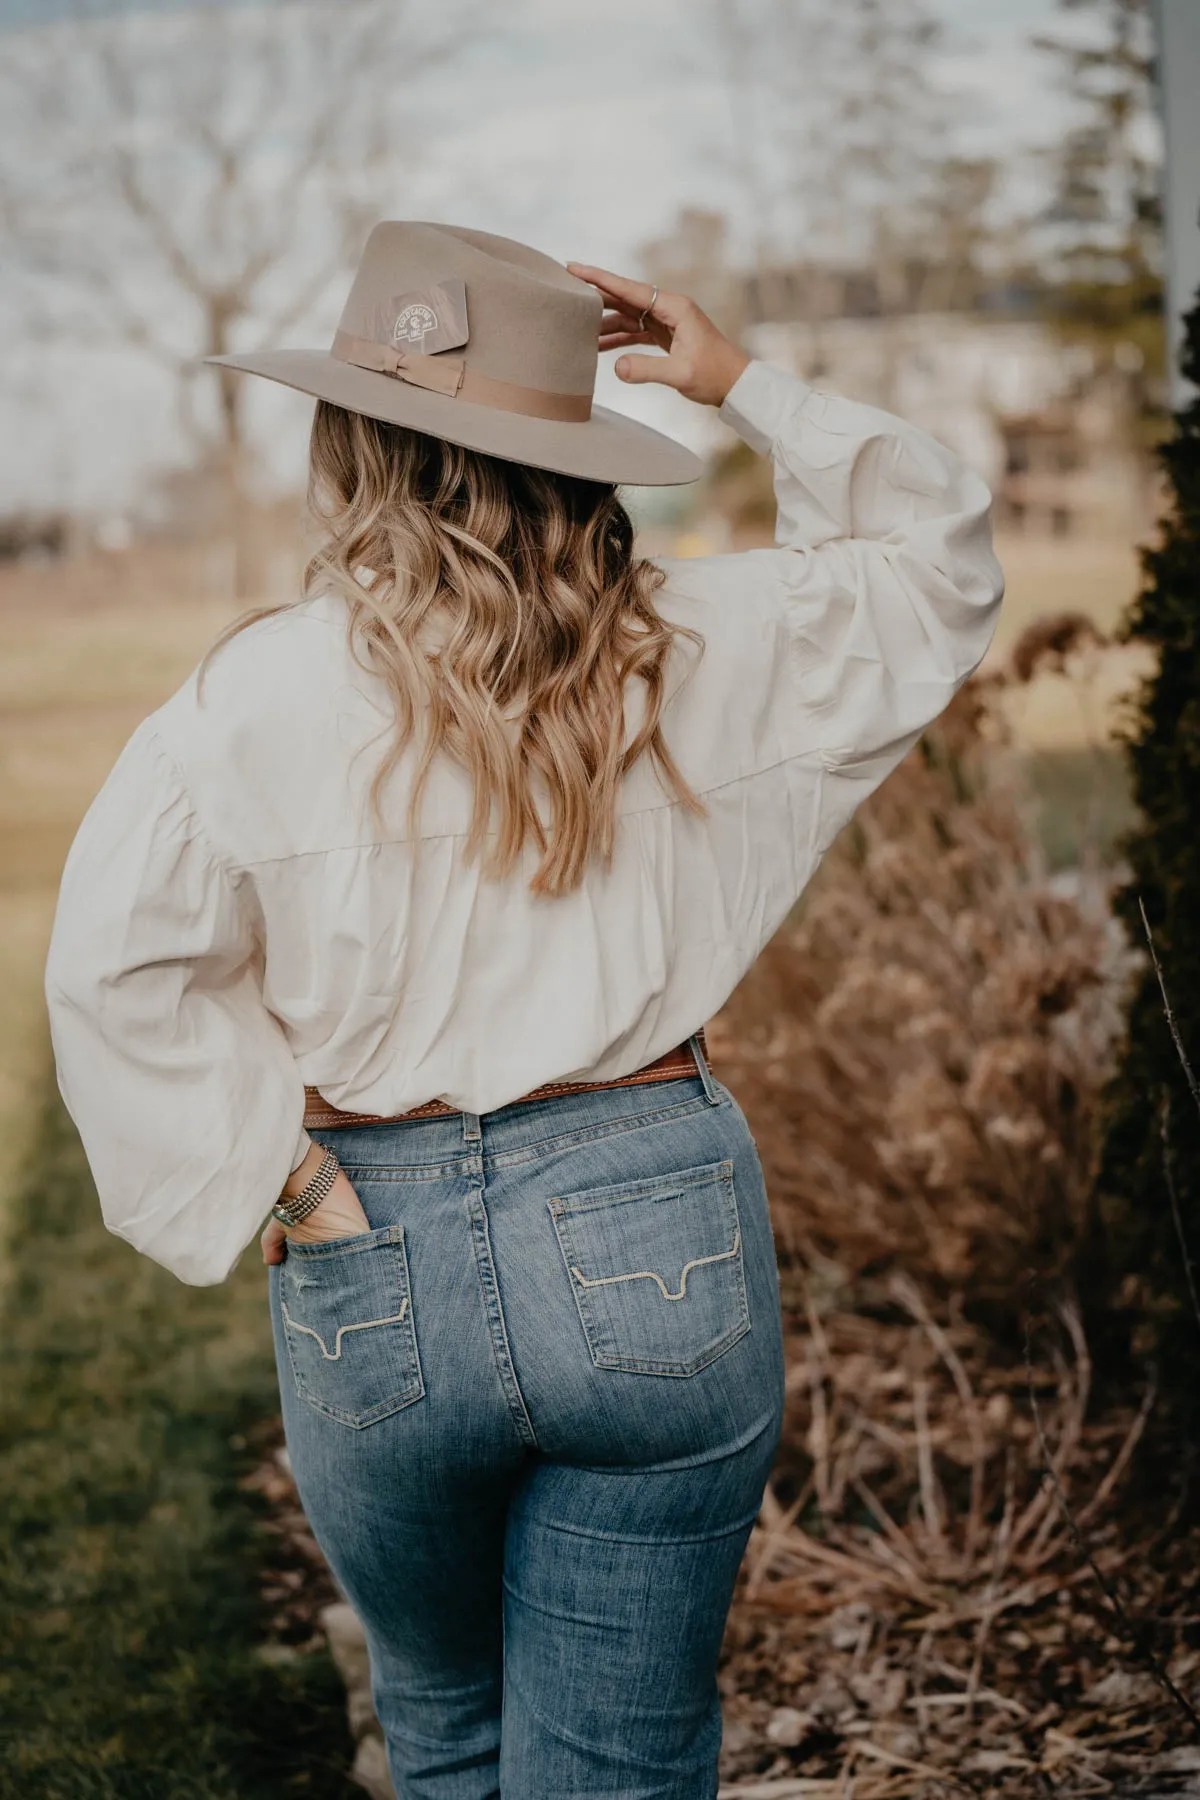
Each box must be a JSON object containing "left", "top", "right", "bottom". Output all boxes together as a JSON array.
[{"left": 269, "top": 1047, "right": 785, "bottom": 1800}]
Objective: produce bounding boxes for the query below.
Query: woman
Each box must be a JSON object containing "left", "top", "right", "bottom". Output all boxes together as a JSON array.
[{"left": 45, "top": 222, "right": 1002, "bottom": 1799}]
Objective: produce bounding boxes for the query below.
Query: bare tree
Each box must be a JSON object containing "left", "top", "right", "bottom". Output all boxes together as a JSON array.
[
  {"left": 0, "top": 0, "right": 476, "bottom": 586},
  {"left": 699, "top": 0, "right": 1010, "bottom": 401},
  {"left": 708, "top": 1, "right": 953, "bottom": 284},
  {"left": 913, "top": 156, "right": 1006, "bottom": 316},
  {"left": 1033, "top": 0, "right": 1162, "bottom": 371},
  {"left": 638, "top": 209, "right": 749, "bottom": 338}
]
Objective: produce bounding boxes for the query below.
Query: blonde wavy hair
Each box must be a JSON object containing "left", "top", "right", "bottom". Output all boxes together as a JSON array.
[{"left": 206, "top": 402, "right": 703, "bottom": 896}]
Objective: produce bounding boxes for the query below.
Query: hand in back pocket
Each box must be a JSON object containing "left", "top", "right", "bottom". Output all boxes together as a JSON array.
[{"left": 279, "top": 1225, "right": 425, "bottom": 1427}]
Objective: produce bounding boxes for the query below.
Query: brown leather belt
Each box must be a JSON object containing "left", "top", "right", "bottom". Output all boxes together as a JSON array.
[{"left": 303, "top": 1032, "right": 708, "bottom": 1131}]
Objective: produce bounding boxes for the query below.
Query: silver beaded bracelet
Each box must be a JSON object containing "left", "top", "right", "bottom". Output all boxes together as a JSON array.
[{"left": 271, "top": 1147, "right": 340, "bottom": 1228}]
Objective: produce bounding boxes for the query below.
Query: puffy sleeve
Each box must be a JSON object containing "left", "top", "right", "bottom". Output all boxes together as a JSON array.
[
  {"left": 44, "top": 719, "right": 312, "bottom": 1286},
  {"left": 718, "top": 359, "right": 1004, "bottom": 845}
]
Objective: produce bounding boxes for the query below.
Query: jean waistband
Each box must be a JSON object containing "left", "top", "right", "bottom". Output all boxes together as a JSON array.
[{"left": 302, "top": 1030, "right": 714, "bottom": 1131}]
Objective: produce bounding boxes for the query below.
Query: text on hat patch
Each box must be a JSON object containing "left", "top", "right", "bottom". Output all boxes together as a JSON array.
[{"left": 377, "top": 279, "right": 469, "bottom": 358}]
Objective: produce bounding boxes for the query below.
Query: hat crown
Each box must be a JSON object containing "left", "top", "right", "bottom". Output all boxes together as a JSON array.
[
  {"left": 208, "top": 219, "right": 701, "bottom": 484},
  {"left": 336, "top": 222, "right": 601, "bottom": 402}
]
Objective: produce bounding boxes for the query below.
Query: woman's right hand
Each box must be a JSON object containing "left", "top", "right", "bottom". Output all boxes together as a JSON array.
[
  {"left": 261, "top": 1165, "right": 372, "bottom": 1265},
  {"left": 566, "top": 264, "right": 750, "bottom": 408}
]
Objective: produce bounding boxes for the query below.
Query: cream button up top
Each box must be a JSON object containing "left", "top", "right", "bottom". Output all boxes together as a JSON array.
[{"left": 44, "top": 362, "right": 1004, "bottom": 1285}]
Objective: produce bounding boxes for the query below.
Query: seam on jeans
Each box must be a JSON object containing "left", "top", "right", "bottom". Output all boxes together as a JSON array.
[
  {"left": 484, "top": 1091, "right": 725, "bottom": 1170},
  {"left": 498, "top": 1656, "right": 724, "bottom": 1773},
  {"left": 497, "top": 1669, "right": 632, "bottom": 1761},
  {"left": 281, "top": 1298, "right": 408, "bottom": 1360},
  {"left": 569, "top": 1230, "right": 741, "bottom": 1302},
  {"left": 331, "top": 1160, "right": 470, "bottom": 1181},
  {"left": 500, "top": 1663, "right": 719, "bottom": 1772},
  {"left": 561, "top": 1321, "right": 749, "bottom": 1379},
  {"left": 551, "top": 1158, "right": 733, "bottom": 1213},
  {"left": 504, "top": 1502, "right": 767, "bottom": 1550},
  {"left": 323, "top": 1116, "right": 708, "bottom": 1177},
  {"left": 568, "top": 1408, "right": 783, "bottom": 1476},
  {"left": 465, "top": 1190, "right": 539, "bottom": 1450},
  {"left": 282, "top": 1222, "right": 405, "bottom": 1260},
  {"left": 313, "top": 1091, "right": 728, "bottom": 1175}
]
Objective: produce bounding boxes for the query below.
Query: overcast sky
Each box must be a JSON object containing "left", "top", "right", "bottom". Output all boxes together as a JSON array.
[{"left": 1, "top": 0, "right": 1078, "bottom": 514}]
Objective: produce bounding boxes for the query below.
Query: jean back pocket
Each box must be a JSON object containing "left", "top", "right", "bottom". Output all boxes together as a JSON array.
[
  {"left": 280, "top": 1224, "right": 424, "bottom": 1428},
  {"left": 548, "top": 1159, "right": 749, "bottom": 1377}
]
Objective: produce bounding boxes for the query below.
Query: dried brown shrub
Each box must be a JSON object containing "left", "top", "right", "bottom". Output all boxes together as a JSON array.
[
  {"left": 718, "top": 1296, "right": 1200, "bottom": 1795},
  {"left": 712, "top": 676, "right": 1139, "bottom": 1309},
  {"left": 1008, "top": 611, "right": 1109, "bottom": 685}
]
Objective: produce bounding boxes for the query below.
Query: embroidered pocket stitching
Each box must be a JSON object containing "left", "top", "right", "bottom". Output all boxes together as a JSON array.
[
  {"left": 282, "top": 1297, "right": 410, "bottom": 1360},
  {"left": 278, "top": 1228, "right": 425, "bottom": 1427},
  {"left": 569, "top": 1230, "right": 741, "bottom": 1302},
  {"left": 549, "top": 1161, "right": 751, "bottom": 1377}
]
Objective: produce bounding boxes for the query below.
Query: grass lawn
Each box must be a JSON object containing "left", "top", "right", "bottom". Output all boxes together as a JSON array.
[
  {"left": 0, "top": 590, "right": 245, "bottom": 1251},
  {"left": 0, "top": 1084, "right": 358, "bottom": 1800}
]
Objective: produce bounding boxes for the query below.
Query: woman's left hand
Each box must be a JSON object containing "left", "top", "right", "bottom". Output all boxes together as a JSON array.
[
  {"left": 566, "top": 263, "right": 750, "bottom": 407},
  {"left": 261, "top": 1166, "right": 372, "bottom": 1265}
]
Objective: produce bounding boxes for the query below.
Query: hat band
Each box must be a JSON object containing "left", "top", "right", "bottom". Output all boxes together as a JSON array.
[{"left": 332, "top": 331, "right": 592, "bottom": 424}]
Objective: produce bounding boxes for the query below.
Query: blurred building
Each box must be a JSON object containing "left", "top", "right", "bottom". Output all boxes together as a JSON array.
[
  {"left": 0, "top": 511, "right": 71, "bottom": 564},
  {"left": 643, "top": 216, "right": 1151, "bottom": 548},
  {"left": 744, "top": 312, "right": 1144, "bottom": 538},
  {"left": 1158, "top": 0, "right": 1200, "bottom": 405}
]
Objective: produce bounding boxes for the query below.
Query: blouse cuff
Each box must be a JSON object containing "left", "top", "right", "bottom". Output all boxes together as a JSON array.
[
  {"left": 289, "top": 1127, "right": 313, "bottom": 1175},
  {"left": 719, "top": 359, "right": 813, "bottom": 457}
]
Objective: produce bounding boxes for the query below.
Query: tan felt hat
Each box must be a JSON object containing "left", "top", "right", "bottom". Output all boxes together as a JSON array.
[{"left": 207, "top": 221, "right": 702, "bottom": 487}]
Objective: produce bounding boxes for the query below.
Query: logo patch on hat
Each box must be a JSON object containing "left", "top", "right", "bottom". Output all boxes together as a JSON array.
[
  {"left": 377, "top": 278, "right": 469, "bottom": 357},
  {"left": 394, "top": 302, "right": 438, "bottom": 345}
]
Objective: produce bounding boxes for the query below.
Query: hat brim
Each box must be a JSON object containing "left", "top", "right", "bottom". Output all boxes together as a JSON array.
[{"left": 206, "top": 349, "right": 702, "bottom": 487}]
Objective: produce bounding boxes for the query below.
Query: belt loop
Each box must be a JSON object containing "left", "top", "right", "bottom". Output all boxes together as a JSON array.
[
  {"left": 689, "top": 1033, "right": 722, "bottom": 1106},
  {"left": 461, "top": 1110, "right": 482, "bottom": 1145}
]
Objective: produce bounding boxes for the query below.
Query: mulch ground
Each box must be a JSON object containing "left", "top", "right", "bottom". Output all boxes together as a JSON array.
[{"left": 247, "top": 1300, "right": 1200, "bottom": 1800}]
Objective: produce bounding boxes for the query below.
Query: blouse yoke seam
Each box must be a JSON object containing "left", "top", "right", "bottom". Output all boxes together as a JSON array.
[{"left": 226, "top": 744, "right": 830, "bottom": 872}]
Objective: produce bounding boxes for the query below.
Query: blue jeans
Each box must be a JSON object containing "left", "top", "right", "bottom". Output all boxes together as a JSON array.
[{"left": 268, "top": 1044, "right": 784, "bottom": 1800}]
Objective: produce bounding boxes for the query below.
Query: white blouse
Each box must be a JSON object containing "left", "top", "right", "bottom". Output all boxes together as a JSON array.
[{"left": 44, "top": 361, "right": 1003, "bottom": 1285}]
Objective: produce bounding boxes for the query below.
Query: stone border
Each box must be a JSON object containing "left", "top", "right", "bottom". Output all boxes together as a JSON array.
[{"left": 320, "top": 1602, "right": 396, "bottom": 1800}]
